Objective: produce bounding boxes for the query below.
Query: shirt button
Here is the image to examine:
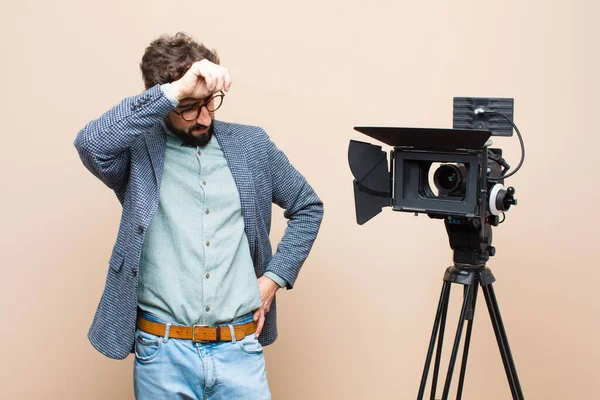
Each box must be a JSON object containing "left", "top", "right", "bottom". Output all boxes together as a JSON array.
[
  {"left": 197, "top": 150, "right": 201, "bottom": 155},
  {"left": 202, "top": 180, "right": 207, "bottom": 185},
  {"left": 132, "top": 268, "right": 137, "bottom": 277},
  {"left": 206, "top": 241, "right": 210, "bottom": 247},
  {"left": 205, "top": 209, "right": 210, "bottom": 214},
  {"left": 206, "top": 273, "right": 210, "bottom": 279},
  {"left": 205, "top": 306, "right": 210, "bottom": 312},
  {"left": 137, "top": 225, "right": 144, "bottom": 234}
]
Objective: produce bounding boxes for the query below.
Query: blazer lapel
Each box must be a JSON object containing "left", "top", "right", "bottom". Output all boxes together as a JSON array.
[{"left": 214, "top": 121, "right": 258, "bottom": 259}]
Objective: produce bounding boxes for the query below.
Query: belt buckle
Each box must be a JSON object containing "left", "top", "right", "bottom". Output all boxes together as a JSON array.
[{"left": 192, "top": 324, "right": 210, "bottom": 343}]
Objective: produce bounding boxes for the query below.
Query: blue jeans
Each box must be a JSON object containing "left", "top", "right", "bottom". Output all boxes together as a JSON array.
[{"left": 134, "top": 311, "right": 271, "bottom": 399}]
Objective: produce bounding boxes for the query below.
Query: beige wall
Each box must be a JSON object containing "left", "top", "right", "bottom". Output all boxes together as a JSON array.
[{"left": 2, "top": 0, "right": 598, "bottom": 398}]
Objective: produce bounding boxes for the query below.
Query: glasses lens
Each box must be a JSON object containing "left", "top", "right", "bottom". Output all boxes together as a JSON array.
[
  {"left": 182, "top": 108, "right": 199, "bottom": 121},
  {"left": 207, "top": 95, "right": 223, "bottom": 112}
]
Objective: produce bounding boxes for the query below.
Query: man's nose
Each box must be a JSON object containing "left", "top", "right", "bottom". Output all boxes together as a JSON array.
[{"left": 195, "top": 106, "right": 212, "bottom": 124}]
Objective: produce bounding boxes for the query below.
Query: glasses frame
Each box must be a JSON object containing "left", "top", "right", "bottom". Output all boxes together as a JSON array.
[{"left": 173, "top": 91, "right": 225, "bottom": 121}]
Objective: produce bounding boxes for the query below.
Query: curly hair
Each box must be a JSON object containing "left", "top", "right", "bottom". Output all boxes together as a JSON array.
[{"left": 140, "top": 32, "right": 220, "bottom": 89}]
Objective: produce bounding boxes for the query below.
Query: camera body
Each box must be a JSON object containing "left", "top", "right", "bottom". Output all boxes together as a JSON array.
[
  {"left": 349, "top": 126, "right": 499, "bottom": 223},
  {"left": 348, "top": 97, "right": 518, "bottom": 264},
  {"left": 393, "top": 146, "right": 484, "bottom": 218},
  {"left": 349, "top": 96, "right": 515, "bottom": 224},
  {"left": 349, "top": 128, "right": 512, "bottom": 264}
]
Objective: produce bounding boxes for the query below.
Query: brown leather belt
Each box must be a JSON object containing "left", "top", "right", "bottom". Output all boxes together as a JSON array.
[{"left": 136, "top": 315, "right": 257, "bottom": 343}]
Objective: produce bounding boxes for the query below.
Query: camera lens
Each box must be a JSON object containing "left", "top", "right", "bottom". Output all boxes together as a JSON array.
[{"left": 434, "top": 164, "right": 466, "bottom": 195}]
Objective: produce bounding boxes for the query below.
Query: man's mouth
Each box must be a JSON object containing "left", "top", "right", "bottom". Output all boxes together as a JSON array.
[{"left": 191, "top": 124, "right": 209, "bottom": 134}]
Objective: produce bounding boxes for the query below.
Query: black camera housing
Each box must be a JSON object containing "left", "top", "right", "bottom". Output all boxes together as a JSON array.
[
  {"left": 349, "top": 97, "right": 515, "bottom": 226},
  {"left": 349, "top": 127, "right": 498, "bottom": 223},
  {"left": 393, "top": 146, "right": 482, "bottom": 218}
]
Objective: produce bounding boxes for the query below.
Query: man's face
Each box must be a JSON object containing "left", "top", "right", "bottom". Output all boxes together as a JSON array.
[{"left": 164, "top": 96, "right": 216, "bottom": 147}]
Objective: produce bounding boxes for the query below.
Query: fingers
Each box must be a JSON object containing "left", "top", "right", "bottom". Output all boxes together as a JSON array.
[
  {"left": 178, "top": 59, "right": 231, "bottom": 99},
  {"left": 263, "top": 298, "right": 271, "bottom": 313},
  {"left": 253, "top": 276, "right": 280, "bottom": 338},
  {"left": 253, "top": 308, "right": 262, "bottom": 322},
  {"left": 215, "top": 71, "right": 225, "bottom": 93},
  {"left": 254, "top": 309, "right": 265, "bottom": 338},
  {"left": 203, "top": 70, "right": 216, "bottom": 94},
  {"left": 259, "top": 297, "right": 270, "bottom": 314},
  {"left": 196, "top": 60, "right": 230, "bottom": 93},
  {"left": 223, "top": 69, "right": 232, "bottom": 92},
  {"left": 210, "top": 66, "right": 229, "bottom": 93},
  {"left": 257, "top": 276, "right": 278, "bottom": 314}
]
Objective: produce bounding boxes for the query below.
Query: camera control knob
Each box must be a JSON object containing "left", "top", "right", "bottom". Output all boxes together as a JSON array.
[
  {"left": 490, "top": 184, "right": 518, "bottom": 215},
  {"left": 503, "top": 187, "right": 517, "bottom": 209}
]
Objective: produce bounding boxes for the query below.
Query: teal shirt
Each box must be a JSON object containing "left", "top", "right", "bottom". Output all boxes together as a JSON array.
[{"left": 137, "top": 120, "right": 265, "bottom": 326}]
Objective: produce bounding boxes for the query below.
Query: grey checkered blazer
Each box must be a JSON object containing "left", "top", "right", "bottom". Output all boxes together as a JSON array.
[{"left": 74, "top": 85, "right": 323, "bottom": 360}]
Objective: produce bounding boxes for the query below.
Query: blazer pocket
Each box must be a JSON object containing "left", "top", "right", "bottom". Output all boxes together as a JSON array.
[{"left": 109, "top": 250, "right": 125, "bottom": 272}]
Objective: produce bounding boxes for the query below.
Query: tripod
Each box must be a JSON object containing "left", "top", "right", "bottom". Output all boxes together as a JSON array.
[{"left": 416, "top": 219, "right": 524, "bottom": 400}]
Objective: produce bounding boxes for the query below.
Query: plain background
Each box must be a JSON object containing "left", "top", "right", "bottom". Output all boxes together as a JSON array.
[{"left": 2, "top": 0, "right": 599, "bottom": 399}]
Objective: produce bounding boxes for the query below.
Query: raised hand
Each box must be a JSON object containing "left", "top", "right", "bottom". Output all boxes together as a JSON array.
[{"left": 170, "top": 59, "right": 232, "bottom": 101}]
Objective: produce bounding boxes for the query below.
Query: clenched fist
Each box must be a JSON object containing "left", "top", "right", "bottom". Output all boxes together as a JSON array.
[{"left": 170, "top": 59, "right": 232, "bottom": 101}]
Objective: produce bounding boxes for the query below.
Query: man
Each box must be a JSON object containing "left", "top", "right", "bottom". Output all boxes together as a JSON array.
[{"left": 74, "top": 32, "right": 323, "bottom": 399}]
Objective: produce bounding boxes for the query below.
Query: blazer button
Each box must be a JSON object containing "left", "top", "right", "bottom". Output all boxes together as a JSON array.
[
  {"left": 132, "top": 268, "right": 137, "bottom": 277},
  {"left": 138, "top": 225, "right": 144, "bottom": 234}
]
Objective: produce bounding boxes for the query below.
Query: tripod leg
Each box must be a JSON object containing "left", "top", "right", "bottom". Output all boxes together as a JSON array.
[
  {"left": 481, "top": 283, "right": 525, "bottom": 400},
  {"left": 429, "top": 282, "right": 451, "bottom": 400},
  {"left": 417, "top": 281, "right": 452, "bottom": 400},
  {"left": 456, "top": 280, "right": 479, "bottom": 400},
  {"left": 441, "top": 282, "right": 473, "bottom": 400}
]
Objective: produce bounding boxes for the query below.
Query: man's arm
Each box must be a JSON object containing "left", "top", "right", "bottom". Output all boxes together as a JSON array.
[
  {"left": 74, "top": 59, "right": 232, "bottom": 192},
  {"left": 265, "top": 134, "right": 324, "bottom": 289},
  {"left": 73, "top": 84, "right": 175, "bottom": 191},
  {"left": 254, "top": 134, "right": 324, "bottom": 336}
]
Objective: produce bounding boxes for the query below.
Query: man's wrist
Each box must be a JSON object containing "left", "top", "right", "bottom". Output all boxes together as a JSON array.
[
  {"left": 263, "top": 272, "right": 288, "bottom": 289},
  {"left": 168, "top": 81, "right": 184, "bottom": 101},
  {"left": 160, "top": 83, "right": 180, "bottom": 107}
]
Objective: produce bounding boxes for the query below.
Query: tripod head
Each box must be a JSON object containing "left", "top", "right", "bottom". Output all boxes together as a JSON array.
[{"left": 441, "top": 150, "right": 517, "bottom": 266}]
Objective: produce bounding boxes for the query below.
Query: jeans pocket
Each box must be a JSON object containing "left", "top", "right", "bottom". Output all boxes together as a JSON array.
[
  {"left": 134, "top": 329, "right": 163, "bottom": 363},
  {"left": 237, "top": 333, "right": 264, "bottom": 355}
]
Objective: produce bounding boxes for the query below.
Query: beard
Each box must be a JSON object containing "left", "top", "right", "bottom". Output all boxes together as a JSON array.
[{"left": 165, "top": 118, "right": 215, "bottom": 147}]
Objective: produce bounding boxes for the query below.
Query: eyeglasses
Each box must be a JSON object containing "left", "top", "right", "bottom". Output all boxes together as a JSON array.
[{"left": 173, "top": 91, "right": 225, "bottom": 121}]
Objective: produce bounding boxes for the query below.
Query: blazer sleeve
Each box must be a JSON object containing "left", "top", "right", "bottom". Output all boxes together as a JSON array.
[
  {"left": 264, "top": 132, "right": 324, "bottom": 289},
  {"left": 73, "top": 84, "right": 175, "bottom": 192}
]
